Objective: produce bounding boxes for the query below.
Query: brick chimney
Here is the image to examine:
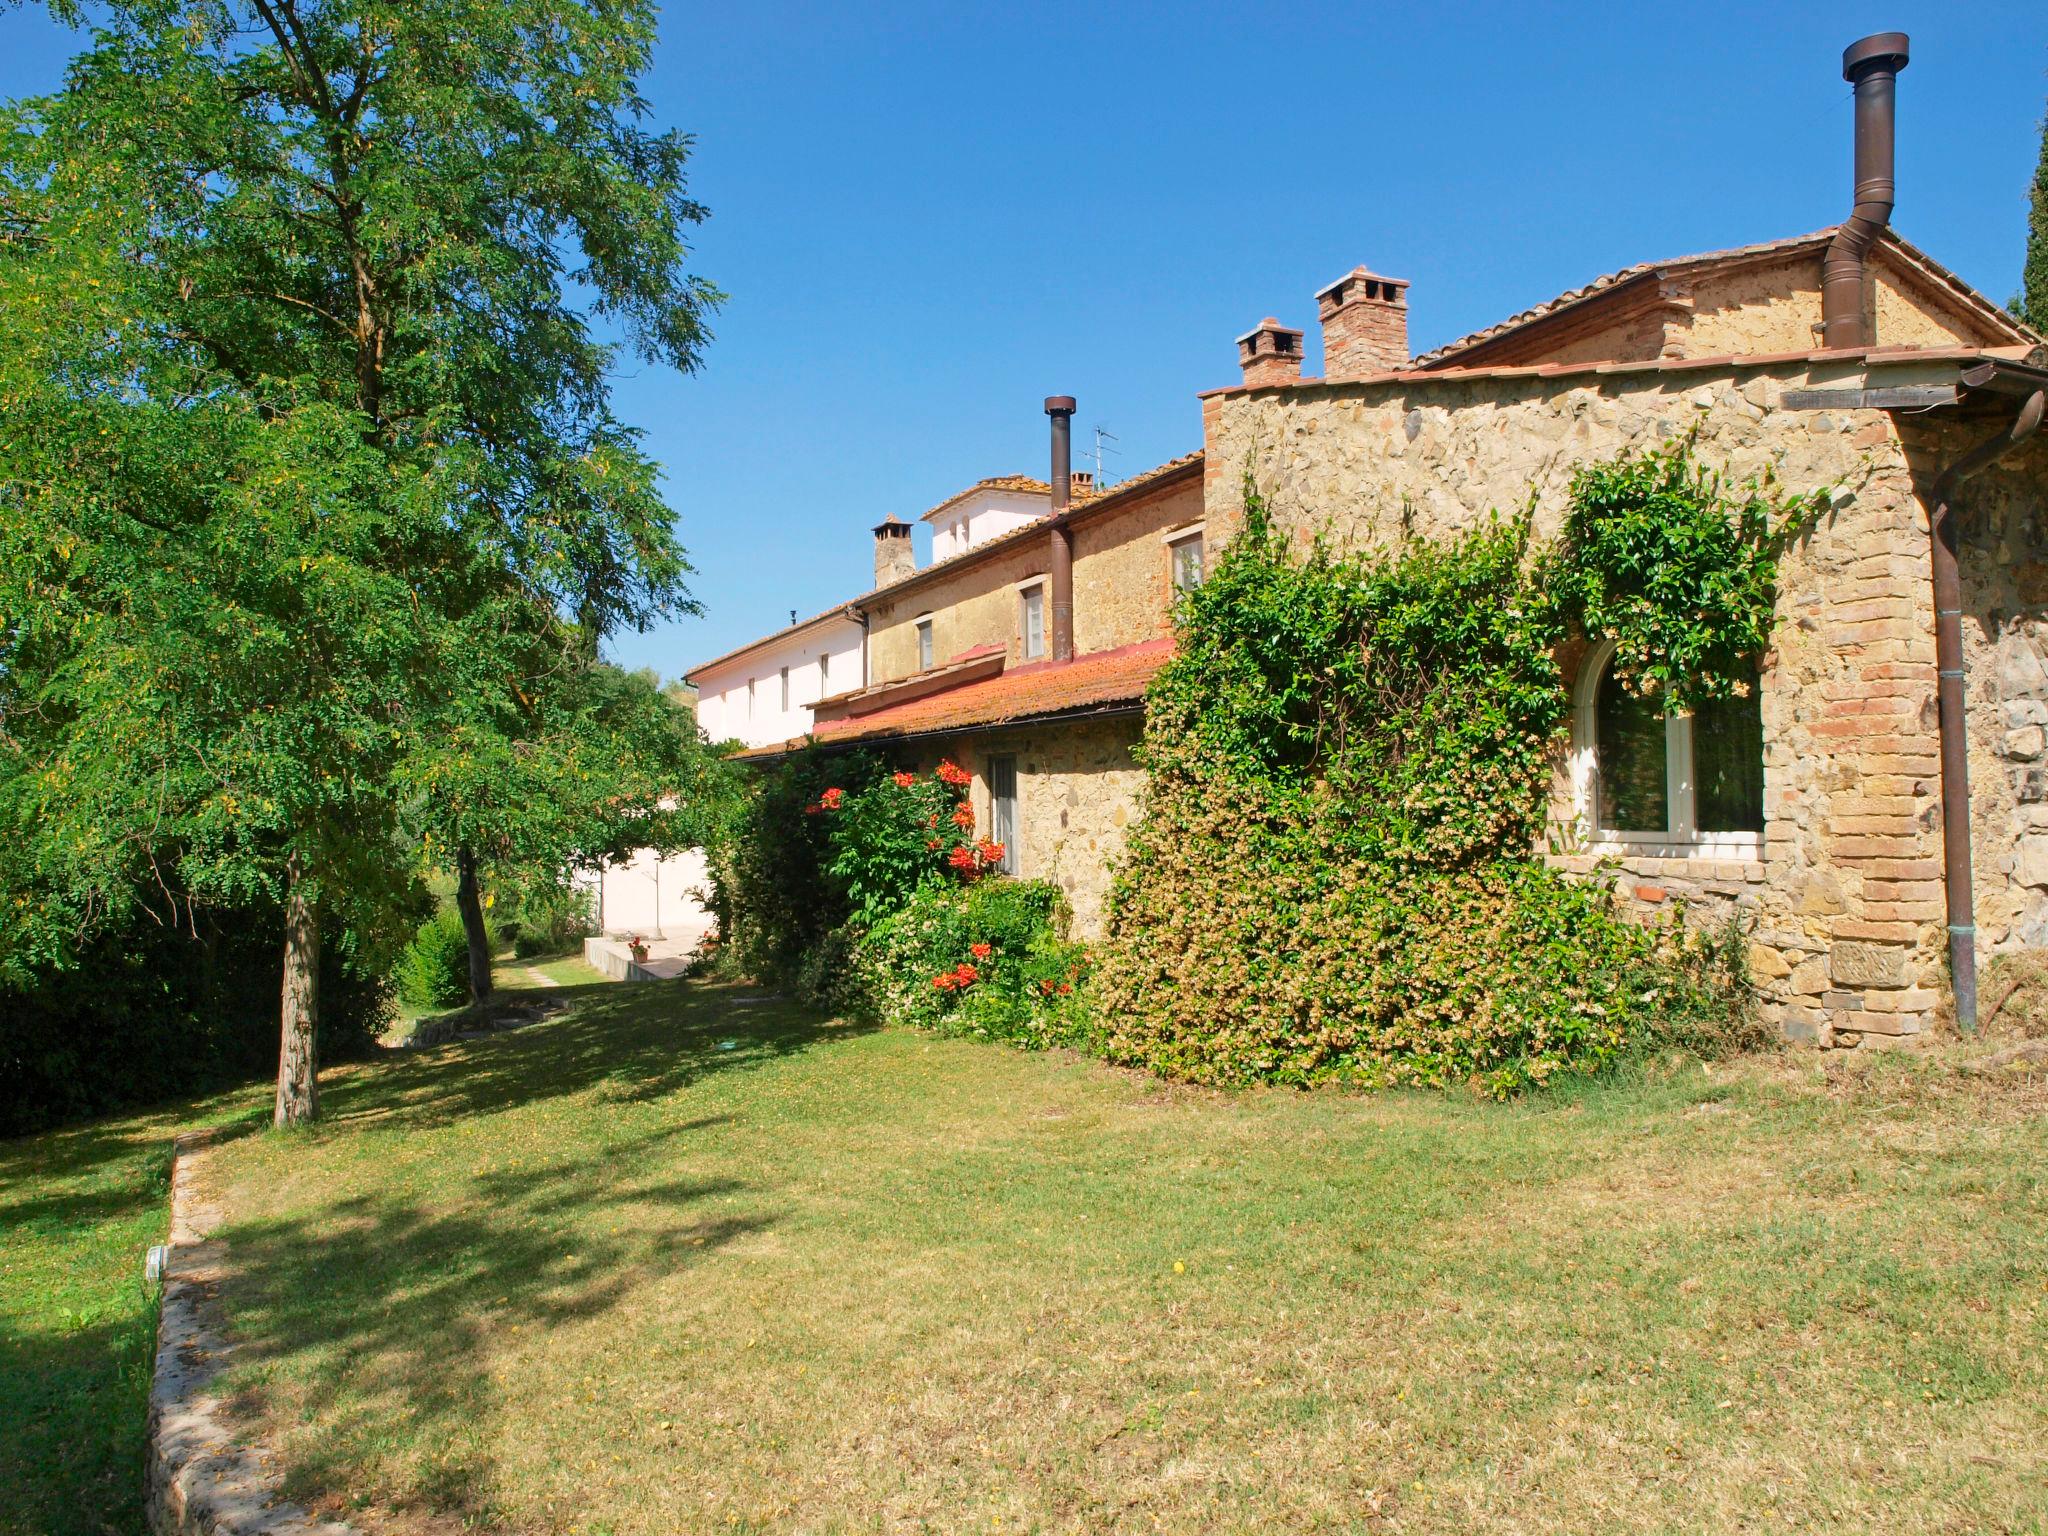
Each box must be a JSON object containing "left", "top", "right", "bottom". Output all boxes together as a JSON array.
[
  {"left": 872, "top": 514, "right": 914, "bottom": 587},
  {"left": 1070, "top": 470, "right": 1095, "bottom": 500},
  {"left": 1316, "top": 267, "right": 1410, "bottom": 379},
  {"left": 1237, "top": 318, "right": 1305, "bottom": 388}
]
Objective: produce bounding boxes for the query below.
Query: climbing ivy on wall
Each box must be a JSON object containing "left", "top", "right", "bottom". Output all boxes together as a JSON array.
[
  {"left": 1096, "top": 441, "right": 1807, "bottom": 1097},
  {"left": 1541, "top": 437, "right": 1825, "bottom": 713}
]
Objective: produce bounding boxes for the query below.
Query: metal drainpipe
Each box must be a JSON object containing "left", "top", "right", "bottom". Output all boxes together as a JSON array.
[{"left": 1927, "top": 388, "right": 2046, "bottom": 1032}]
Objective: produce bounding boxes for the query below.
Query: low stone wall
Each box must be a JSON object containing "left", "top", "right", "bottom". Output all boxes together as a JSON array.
[{"left": 147, "top": 1130, "right": 358, "bottom": 1536}]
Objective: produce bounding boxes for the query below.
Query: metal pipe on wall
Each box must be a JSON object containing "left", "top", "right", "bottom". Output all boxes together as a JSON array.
[
  {"left": 1046, "top": 395, "right": 1076, "bottom": 662},
  {"left": 1927, "top": 388, "right": 2045, "bottom": 1032},
  {"left": 1821, "top": 33, "right": 1910, "bottom": 350}
]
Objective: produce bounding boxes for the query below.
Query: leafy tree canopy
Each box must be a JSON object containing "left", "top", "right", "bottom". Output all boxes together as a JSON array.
[{"left": 0, "top": 0, "right": 719, "bottom": 1119}]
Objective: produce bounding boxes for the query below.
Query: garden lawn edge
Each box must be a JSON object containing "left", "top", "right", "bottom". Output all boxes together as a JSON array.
[{"left": 146, "top": 1128, "right": 357, "bottom": 1536}]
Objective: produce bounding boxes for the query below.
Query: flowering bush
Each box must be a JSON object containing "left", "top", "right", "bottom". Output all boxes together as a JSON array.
[
  {"left": 849, "top": 878, "right": 1091, "bottom": 1048},
  {"left": 816, "top": 760, "right": 1004, "bottom": 927}
]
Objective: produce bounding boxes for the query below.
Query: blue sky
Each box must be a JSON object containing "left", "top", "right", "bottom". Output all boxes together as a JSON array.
[{"left": 4, "top": 3, "right": 2045, "bottom": 677}]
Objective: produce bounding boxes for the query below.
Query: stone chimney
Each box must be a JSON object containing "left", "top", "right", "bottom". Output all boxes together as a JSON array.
[
  {"left": 1237, "top": 317, "right": 1305, "bottom": 388},
  {"left": 1316, "top": 267, "right": 1410, "bottom": 379},
  {"left": 872, "top": 514, "right": 914, "bottom": 587}
]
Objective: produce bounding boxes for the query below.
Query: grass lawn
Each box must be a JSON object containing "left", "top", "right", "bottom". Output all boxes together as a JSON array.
[
  {"left": 0, "top": 1088, "right": 261, "bottom": 1536},
  {"left": 189, "top": 981, "right": 2048, "bottom": 1534},
  {"left": 494, "top": 948, "right": 612, "bottom": 991}
]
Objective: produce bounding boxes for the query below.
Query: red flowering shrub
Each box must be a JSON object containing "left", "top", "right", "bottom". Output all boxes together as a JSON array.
[
  {"left": 820, "top": 763, "right": 996, "bottom": 924},
  {"left": 851, "top": 878, "right": 1091, "bottom": 1050}
]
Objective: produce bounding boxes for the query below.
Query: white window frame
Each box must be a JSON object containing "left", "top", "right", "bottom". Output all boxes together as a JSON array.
[
  {"left": 779, "top": 665, "right": 790, "bottom": 711},
  {"left": 1018, "top": 580, "right": 1046, "bottom": 660},
  {"left": 818, "top": 650, "right": 830, "bottom": 691},
  {"left": 987, "top": 754, "right": 1019, "bottom": 875},
  {"left": 1165, "top": 524, "right": 1205, "bottom": 594},
  {"left": 1569, "top": 638, "right": 1763, "bottom": 861},
  {"left": 915, "top": 616, "right": 934, "bottom": 671},
  {"left": 745, "top": 676, "right": 756, "bottom": 720}
]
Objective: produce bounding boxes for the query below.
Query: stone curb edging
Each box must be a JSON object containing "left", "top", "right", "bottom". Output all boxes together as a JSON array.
[{"left": 146, "top": 1128, "right": 359, "bottom": 1536}]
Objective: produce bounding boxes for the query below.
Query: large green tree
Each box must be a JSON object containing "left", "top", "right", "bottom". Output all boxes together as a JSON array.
[
  {"left": 0, "top": 0, "right": 718, "bottom": 1121},
  {"left": 2020, "top": 95, "right": 2048, "bottom": 334},
  {"left": 412, "top": 639, "right": 717, "bottom": 1004}
]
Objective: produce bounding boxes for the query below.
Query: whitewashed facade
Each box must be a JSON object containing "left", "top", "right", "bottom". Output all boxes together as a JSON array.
[{"left": 688, "top": 605, "right": 866, "bottom": 750}]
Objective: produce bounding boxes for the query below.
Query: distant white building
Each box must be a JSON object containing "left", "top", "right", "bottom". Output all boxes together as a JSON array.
[
  {"left": 921, "top": 473, "right": 1088, "bottom": 561},
  {"left": 688, "top": 602, "right": 866, "bottom": 751}
]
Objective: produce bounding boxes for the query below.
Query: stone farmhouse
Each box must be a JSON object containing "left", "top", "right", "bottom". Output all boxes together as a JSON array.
[{"left": 703, "top": 33, "right": 2047, "bottom": 1049}]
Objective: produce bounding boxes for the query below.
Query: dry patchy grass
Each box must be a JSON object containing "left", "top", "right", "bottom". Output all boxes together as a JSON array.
[{"left": 204, "top": 986, "right": 2048, "bottom": 1534}]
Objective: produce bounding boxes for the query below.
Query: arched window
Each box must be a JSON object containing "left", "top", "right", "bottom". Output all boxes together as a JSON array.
[{"left": 1573, "top": 641, "right": 1764, "bottom": 854}]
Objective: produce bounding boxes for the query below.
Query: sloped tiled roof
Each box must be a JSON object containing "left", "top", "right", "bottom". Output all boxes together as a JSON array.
[
  {"left": 686, "top": 453, "right": 1200, "bottom": 689},
  {"left": 919, "top": 473, "right": 1105, "bottom": 524},
  {"left": 1200, "top": 342, "right": 2043, "bottom": 401},
  {"left": 1410, "top": 227, "right": 2037, "bottom": 369},
  {"left": 738, "top": 638, "right": 1174, "bottom": 757},
  {"left": 683, "top": 599, "right": 863, "bottom": 683}
]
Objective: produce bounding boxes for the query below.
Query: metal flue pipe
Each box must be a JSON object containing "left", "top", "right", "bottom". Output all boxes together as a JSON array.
[
  {"left": 1045, "top": 396, "right": 1076, "bottom": 662},
  {"left": 1821, "top": 33, "right": 1910, "bottom": 350},
  {"left": 1928, "top": 388, "right": 2045, "bottom": 1032}
]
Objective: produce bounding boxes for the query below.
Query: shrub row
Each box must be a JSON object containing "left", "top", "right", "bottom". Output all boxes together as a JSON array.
[{"left": 1, "top": 903, "right": 389, "bottom": 1137}]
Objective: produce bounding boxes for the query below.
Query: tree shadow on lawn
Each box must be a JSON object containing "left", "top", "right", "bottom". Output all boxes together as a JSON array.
[
  {"left": 0, "top": 1309, "right": 162, "bottom": 1536},
  {"left": 218, "top": 1117, "right": 774, "bottom": 1526},
  {"left": 323, "top": 979, "right": 874, "bottom": 1133}
]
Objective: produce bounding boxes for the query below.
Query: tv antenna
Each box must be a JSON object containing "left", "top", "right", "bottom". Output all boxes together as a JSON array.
[{"left": 1087, "top": 424, "right": 1121, "bottom": 486}]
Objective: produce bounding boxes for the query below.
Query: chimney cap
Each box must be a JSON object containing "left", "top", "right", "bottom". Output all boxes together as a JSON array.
[
  {"left": 1044, "top": 395, "right": 1077, "bottom": 417},
  {"left": 872, "top": 513, "right": 911, "bottom": 537},
  {"left": 1315, "top": 266, "right": 1411, "bottom": 307},
  {"left": 1842, "top": 31, "right": 1908, "bottom": 80},
  {"left": 1235, "top": 317, "right": 1304, "bottom": 348}
]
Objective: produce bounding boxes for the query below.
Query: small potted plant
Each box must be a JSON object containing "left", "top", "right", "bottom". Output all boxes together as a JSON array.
[{"left": 627, "top": 934, "right": 650, "bottom": 963}]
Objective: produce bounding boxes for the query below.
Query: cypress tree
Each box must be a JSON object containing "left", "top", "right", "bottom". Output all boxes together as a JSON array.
[{"left": 2019, "top": 96, "right": 2048, "bottom": 333}]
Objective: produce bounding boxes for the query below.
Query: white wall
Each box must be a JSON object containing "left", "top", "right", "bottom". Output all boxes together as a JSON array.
[
  {"left": 575, "top": 847, "right": 712, "bottom": 939},
  {"left": 691, "top": 615, "right": 864, "bottom": 750},
  {"left": 926, "top": 488, "right": 1051, "bottom": 562}
]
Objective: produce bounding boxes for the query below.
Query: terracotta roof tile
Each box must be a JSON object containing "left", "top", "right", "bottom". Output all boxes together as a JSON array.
[
  {"left": 1197, "top": 343, "right": 2042, "bottom": 401},
  {"left": 918, "top": 473, "right": 1104, "bottom": 524},
  {"left": 738, "top": 638, "right": 1173, "bottom": 757}
]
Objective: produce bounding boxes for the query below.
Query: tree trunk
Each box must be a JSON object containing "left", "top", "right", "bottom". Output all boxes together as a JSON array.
[
  {"left": 275, "top": 858, "right": 320, "bottom": 1126},
  {"left": 455, "top": 844, "right": 494, "bottom": 1004}
]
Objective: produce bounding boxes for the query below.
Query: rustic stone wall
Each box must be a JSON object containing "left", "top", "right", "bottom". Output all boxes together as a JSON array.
[
  {"left": 1201, "top": 353, "right": 2048, "bottom": 1046},
  {"left": 1070, "top": 477, "right": 1202, "bottom": 655},
  {"left": 1942, "top": 431, "right": 2048, "bottom": 952},
  {"left": 894, "top": 715, "right": 1145, "bottom": 939},
  {"left": 1431, "top": 248, "right": 1990, "bottom": 371},
  {"left": 865, "top": 537, "right": 1048, "bottom": 683}
]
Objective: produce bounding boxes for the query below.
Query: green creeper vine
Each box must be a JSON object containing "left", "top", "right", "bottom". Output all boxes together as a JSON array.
[
  {"left": 1097, "top": 439, "right": 1801, "bottom": 1096},
  {"left": 1540, "top": 437, "right": 1826, "bottom": 712}
]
